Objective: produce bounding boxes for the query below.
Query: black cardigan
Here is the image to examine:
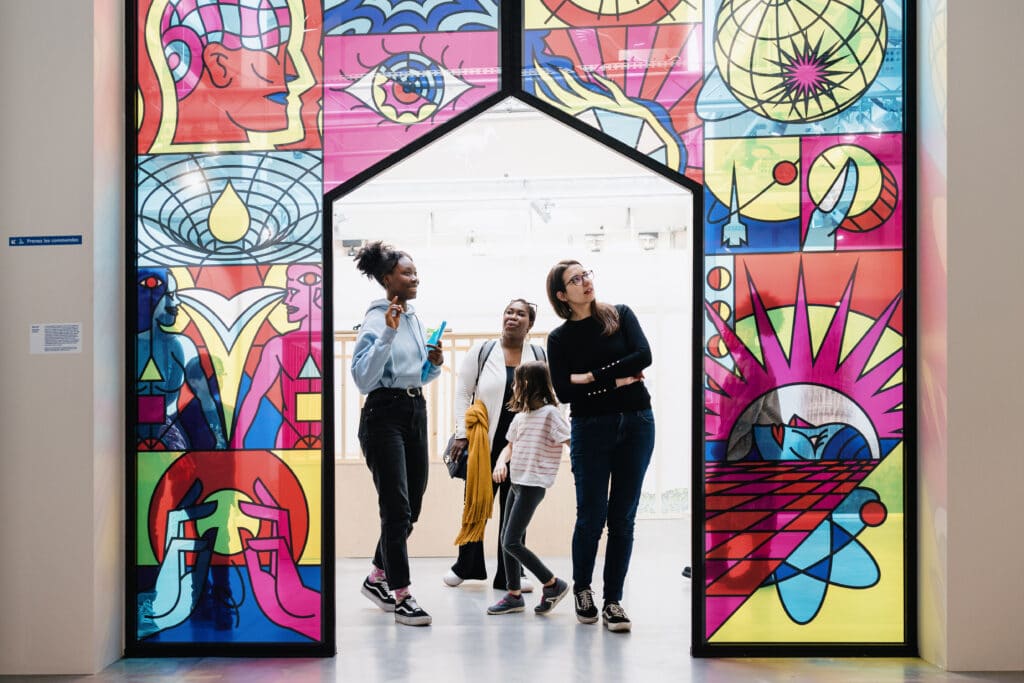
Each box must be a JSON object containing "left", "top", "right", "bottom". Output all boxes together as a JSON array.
[{"left": 546, "top": 304, "right": 652, "bottom": 417}]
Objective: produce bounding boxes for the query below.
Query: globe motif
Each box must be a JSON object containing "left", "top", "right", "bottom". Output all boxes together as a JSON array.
[{"left": 714, "top": 0, "right": 888, "bottom": 123}]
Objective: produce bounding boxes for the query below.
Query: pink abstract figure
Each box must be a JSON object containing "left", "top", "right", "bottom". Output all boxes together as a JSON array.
[
  {"left": 232, "top": 264, "right": 323, "bottom": 449},
  {"left": 239, "top": 478, "right": 320, "bottom": 640}
]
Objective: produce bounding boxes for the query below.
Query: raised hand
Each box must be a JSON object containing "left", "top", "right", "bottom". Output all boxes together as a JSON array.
[
  {"left": 385, "top": 295, "right": 402, "bottom": 330},
  {"left": 238, "top": 478, "right": 321, "bottom": 640},
  {"left": 137, "top": 480, "right": 217, "bottom": 638}
]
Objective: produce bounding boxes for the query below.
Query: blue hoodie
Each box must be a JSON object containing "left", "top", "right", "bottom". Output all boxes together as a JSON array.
[{"left": 351, "top": 298, "right": 441, "bottom": 394}]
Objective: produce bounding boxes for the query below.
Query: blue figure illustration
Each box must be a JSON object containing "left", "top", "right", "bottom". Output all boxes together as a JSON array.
[
  {"left": 137, "top": 268, "right": 227, "bottom": 449},
  {"left": 137, "top": 480, "right": 217, "bottom": 638}
]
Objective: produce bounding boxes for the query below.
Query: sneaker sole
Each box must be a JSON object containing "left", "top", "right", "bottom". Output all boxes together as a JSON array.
[
  {"left": 576, "top": 613, "right": 599, "bottom": 624},
  {"left": 395, "top": 614, "right": 432, "bottom": 626},
  {"left": 535, "top": 586, "right": 570, "bottom": 615},
  {"left": 361, "top": 585, "right": 396, "bottom": 613},
  {"left": 487, "top": 606, "right": 525, "bottom": 615},
  {"left": 602, "top": 618, "right": 632, "bottom": 632}
]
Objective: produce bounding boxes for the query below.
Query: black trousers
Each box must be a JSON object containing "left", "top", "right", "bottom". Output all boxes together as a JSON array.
[
  {"left": 451, "top": 434, "right": 524, "bottom": 588},
  {"left": 358, "top": 389, "right": 429, "bottom": 591}
]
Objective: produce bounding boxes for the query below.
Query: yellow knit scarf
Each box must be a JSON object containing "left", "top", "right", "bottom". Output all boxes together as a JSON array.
[{"left": 454, "top": 399, "right": 493, "bottom": 545}]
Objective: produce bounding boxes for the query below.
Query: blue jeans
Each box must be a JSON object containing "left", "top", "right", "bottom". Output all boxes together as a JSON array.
[
  {"left": 358, "top": 390, "right": 429, "bottom": 591},
  {"left": 569, "top": 409, "right": 655, "bottom": 603}
]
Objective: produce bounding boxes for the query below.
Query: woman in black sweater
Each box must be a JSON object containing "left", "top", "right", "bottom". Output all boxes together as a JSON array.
[{"left": 545, "top": 259, "right": 655, "bottom": 633}]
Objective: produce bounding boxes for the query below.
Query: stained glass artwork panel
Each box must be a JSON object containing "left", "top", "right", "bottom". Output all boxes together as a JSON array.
[
  {"left": 696, "top": 0, "right": 907, "bottom": 648},
  {"left": 130, "top": 0, "right": 329, "bottom": 653}
]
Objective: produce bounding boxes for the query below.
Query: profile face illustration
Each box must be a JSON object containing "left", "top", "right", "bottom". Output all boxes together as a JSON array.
[
  {"left": 146, "top": 0, "right": 316, "bottom": 150},
  {"left": 285, "top": 264, "right": 322, "bottom": 325},
  {"left": 138, "top": 268, "right": 179, "bottom": 331}
]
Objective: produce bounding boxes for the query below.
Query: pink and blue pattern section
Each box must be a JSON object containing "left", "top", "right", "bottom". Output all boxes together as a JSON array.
[
  {"left": 161, "top": 0, "right": 292, "bottom": 99},
  {"left": 321, "top": 0, "right": 501, "bottom": 191}
]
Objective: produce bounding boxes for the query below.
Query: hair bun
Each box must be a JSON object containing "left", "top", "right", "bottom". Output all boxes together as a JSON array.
[{"left": 353, "top": 241, "right": 407, "bottom": 285}]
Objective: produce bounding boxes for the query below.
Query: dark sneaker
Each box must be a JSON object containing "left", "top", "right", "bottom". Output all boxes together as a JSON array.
[
  {"left": 602, "top": 601, "right": 632, "bottom": 632},
  {"left": 394, "top": 596, "right": 431, "bottom": 626},
  {"left": 487, "top": 593, "right": 525, "bottom": 615},
  {"left": 361, "top": 577, "right": 395, "bottom": 612},
  {"left": 534, "top": 578, "right": 570, "bottom": 615},
  {"left": 574, "top": 588, "right": 598, "bottom": 624}
]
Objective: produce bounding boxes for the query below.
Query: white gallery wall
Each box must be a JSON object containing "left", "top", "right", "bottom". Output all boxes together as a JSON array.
[
  {"left": 942, "top": 0, "right": 1024, "bottom": 670},
  {"left": 0, "top": 0, "right": 123, "bottom": 674}
]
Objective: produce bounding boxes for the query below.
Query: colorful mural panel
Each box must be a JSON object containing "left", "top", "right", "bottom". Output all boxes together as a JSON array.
[
  {"left": 322, "top": 0, "right": 502, "bottom": 191},
  {"left": 522, "top": 0, "right": 704, "bottom": 180},
  {"left": 696, "top": 0, "right": 907, "bottom": 649},
  {"left": 128, "top": 0, "right": 910, "bottom": 657},
  {"left": 136, "top": 0, "right": 323, "bottom": 153},
  {"left": 130, "top": 0, "right": 329, "bottom": 654}
]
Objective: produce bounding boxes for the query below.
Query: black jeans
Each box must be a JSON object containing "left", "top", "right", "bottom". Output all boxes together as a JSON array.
[
  {"left": 358, "top": 389, "right": 429, "bottom": 591},
  {"left": 500, "top": 484, "right": 553, "bottom": 592}
]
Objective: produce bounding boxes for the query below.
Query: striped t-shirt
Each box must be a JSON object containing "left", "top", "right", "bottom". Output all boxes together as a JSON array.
[{"left": 505, "top": 404, "right": 571, "bottom": 488}]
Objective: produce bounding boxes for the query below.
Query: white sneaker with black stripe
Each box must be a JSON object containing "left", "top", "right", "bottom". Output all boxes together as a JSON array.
[
  {"left": 574, "top": 588, "right": 599, "bottom": 624},
  {"left": 394, "top": 596, "right": 432, "bottom": 626},
  {"left": 361, "top": 577, "right": 396, "bottom": 612},
  {"left": 602, "top": 601, "right": 632, "bottom": 632}
]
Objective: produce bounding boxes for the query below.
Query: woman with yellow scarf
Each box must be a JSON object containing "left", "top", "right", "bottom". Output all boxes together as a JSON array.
[{"left": 444, "top": 299, "right": 546, "bottom": 591}]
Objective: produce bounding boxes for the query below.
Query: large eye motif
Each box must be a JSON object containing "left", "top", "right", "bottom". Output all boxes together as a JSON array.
[
  {"left": 140, "top": 275, "right": 165, "bottom": 289},
  {"left": 344, "top": 52, "right": 473, "bottom": 125}
]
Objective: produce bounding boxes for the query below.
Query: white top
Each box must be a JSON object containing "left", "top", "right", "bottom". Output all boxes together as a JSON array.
[
  {"left": 453, "top": 339, "right": 545, "bottom": 446},
  {"left": 506, "top": 404, "right": 571, "bottom": 489}
]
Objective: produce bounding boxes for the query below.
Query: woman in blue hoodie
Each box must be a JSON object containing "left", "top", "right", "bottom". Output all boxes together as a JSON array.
[{"left": 352, "top": 241, "right": 444, "bottom": 627}]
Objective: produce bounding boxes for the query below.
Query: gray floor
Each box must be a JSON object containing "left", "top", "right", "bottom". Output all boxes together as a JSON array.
[{"left": 22, "top": 520, "right": 1022, "bottom": 682}]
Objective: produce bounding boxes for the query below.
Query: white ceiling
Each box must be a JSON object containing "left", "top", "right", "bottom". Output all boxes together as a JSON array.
[{"left": 331, "top": 97, "right": 693, "bottom": 254}]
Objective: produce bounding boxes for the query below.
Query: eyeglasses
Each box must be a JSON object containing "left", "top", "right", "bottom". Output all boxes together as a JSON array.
[{"left": 563, "top": 270, "right": 594, "bottom": 288}]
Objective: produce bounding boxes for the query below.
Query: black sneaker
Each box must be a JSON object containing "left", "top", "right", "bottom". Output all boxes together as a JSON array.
[
  {"left": 602, "top": 601, "right": 632, "bottom": 632},
  {"left": 486, "top": 593, "right": 525, "bottom": 615},
  {"left": 394, "top": 596, "right": 432, "bottom": 626},
  {"left": 361, "top": 577, "right": 395, "bottom": 612},
  {"left": 534, "top": 578, "right": 570, "bottom": 615},
  {"left": 574, "top": 588, "right": 598, "bottom": 624}
]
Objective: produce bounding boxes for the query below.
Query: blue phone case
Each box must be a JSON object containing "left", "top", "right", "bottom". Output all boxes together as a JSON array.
[{"left": 422, "top": 320, "right": 446, "bottom": 381}]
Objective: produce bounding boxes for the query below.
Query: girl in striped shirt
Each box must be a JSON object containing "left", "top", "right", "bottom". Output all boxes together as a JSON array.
[{"left": 486, "top": 361, "right": 572, "bottom": 616}]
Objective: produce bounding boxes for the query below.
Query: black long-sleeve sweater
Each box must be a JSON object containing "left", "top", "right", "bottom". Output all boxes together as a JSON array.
[{"left": 546, "top": 304, "right": 652, "bottom": 417}]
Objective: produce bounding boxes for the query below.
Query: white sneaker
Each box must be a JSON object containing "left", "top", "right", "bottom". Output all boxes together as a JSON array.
[
  {"left": 520, "top": 578, "right": 534, "bottom": 594},
  {"left": 443, "top": 570, "right": 464, "bottom": 587}
]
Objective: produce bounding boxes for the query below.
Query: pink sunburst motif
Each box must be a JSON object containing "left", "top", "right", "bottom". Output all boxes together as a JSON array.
[
  {"left": 784, "top": 53, "right": 829, "bottom": 98},
  {"left": 704, "top": 263, "right": 903, "bottom": 444}
]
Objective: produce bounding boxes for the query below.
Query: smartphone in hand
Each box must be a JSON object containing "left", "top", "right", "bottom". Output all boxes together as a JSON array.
[{"left": 422, "top": 320, "right": 446, "bottom": 381}]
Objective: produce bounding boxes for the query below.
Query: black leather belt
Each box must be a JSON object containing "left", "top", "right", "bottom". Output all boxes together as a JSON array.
[{"left": 369, "top": 387, "right": 423, "bottom": 398}]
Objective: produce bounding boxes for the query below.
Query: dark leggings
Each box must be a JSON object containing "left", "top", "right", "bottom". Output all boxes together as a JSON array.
[{"left": 500, "top": 484, "right": 552, "bottom": 592}]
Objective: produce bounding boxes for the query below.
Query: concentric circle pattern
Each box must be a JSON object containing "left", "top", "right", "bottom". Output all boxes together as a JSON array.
[{"left": 137, "top": 152, "right": 322, "bottom": 266}]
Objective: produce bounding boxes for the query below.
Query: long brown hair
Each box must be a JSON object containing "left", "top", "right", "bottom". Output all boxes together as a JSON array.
[
  {"left": 545, "top": 259, "right": 620, "bottom": 336},
  {"left": 507, "top": 361, "right": 559, "bottom": 412}
]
